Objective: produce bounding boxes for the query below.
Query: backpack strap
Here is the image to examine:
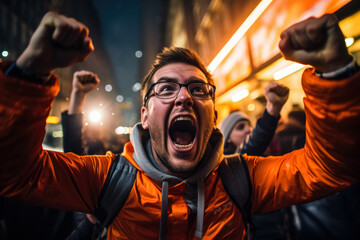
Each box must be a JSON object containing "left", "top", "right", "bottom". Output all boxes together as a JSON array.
[
  {"left": 94, "top": 154, "right": 137, "bottom": 229},
  {"left": 218, "top": 154, "right": 254, "bottom": 240},
  {"left": 93, "top": 153, "right": 252, "bottom": 239}
]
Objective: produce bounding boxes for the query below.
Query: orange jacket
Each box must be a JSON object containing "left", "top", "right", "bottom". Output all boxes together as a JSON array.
[{"left": 0, "top": 61, "right": 359, "bottom": 239}]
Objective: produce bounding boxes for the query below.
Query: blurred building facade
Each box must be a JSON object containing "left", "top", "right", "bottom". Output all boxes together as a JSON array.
[
  {"left": 163, "top": 0, "right": 360, "bottom": 124},
  {"left": 0, "top": 0, "right": 117, "bottom": 150},
  {"left": 0, "top": 0, "right": 50, "bottom": 60},
  {"left": 2, "top": 0, "right": 359, "bottom": 149}
]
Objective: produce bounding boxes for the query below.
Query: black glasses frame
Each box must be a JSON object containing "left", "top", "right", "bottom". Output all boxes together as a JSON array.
[{"left": 143, "top": 82, "right": 215, "bottom": 106}]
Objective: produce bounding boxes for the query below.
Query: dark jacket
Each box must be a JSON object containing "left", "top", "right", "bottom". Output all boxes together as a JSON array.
[
  {"left": 61, "top": 111, "right": 86, "bottom": 154},
  {"left": 62, "top": 111, "right": 99, "bottom": 240}
]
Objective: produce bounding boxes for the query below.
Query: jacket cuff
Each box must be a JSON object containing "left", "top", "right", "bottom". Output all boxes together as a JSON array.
[
  {"left": 302, "top": 67, "right": 360, "bottom": 104},
  {"left": 0, "top": 61, "right": 59, "bottom": 103},
  {"left": 314, "top": 58, "right": 359, "bottom": 80},
  {"left": 5, "top": 62, "right": 51, "bottom": 84}
]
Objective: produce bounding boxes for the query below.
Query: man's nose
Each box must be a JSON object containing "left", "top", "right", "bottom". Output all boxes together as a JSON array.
[{"left": 175, "top": 86, "right": 193, "bottom": 107}]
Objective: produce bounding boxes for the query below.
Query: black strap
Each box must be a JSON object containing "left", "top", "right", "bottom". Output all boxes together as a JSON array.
[
  {"left": 94, "top": 154, "right": 137, "bottom": 228},
  {"left": 218, "top": 154, "right": 254, "bottom": 240}
]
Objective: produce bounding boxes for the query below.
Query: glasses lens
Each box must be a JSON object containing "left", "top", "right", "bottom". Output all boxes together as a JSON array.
[
  {"left": 189, "top": 83, "right": 214, "bottom": 99},
  {"left": 151, "top": 82, "right": 215, "bottom": 100},
  {"left": 154, "top": 82, "right": 179, "bottom": 98}
]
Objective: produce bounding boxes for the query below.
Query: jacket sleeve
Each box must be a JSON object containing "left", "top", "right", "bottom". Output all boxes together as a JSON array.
[
  {"left": 0, "top": 62, "right": 114, "bottom": 213},
  {"left": 61, "top": 111, "right": 86, "bottom": 155},
  {"left": 246, "top": 68, "right": 360, "bottom": 214},
  {"left": 240, "top": 109, "right": 280, "bottom": 156}
]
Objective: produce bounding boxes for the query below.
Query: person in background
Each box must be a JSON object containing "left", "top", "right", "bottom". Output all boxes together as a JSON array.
[
  {"left": 220, "top": 81, "right": 289, "bottom": 156},
  {"left": 275, "top": 107, "right": 306, "bottom": 155},
  {"left": 62, "top": 70, "right": 106, "bottom": 156},
  {"left": 220, "top": 82, "right": 298, "bottom": 240},
  {"left": 275, "top": 107, "right": 360, "bottom": 240},
  {"left": 62, "top": 70, "right": 101, "bottom": 155},
  {"left": 61, "top": 70, "right": 102, "bottom": 240},
  {"left": 0, "top": 12, "right": 359, "bottom": 239}
]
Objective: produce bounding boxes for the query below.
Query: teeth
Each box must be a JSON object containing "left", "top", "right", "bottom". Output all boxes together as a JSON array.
[
  {"left": 174, "top": 116, "right": 193, "bottom": 124},
  {"left": 174, "top": 142, "right": 193, "bottom": 149}
]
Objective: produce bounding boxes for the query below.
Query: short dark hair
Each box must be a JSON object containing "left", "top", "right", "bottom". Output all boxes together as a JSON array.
[{"left": 141, "top": 47, "right": 214, "bottom": 104}]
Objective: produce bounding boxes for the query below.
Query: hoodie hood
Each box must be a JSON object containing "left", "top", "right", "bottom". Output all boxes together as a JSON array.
[
  {"left": 129, "top": 122, "right": 224, "bottom": 239},
  {"left": 219, "top": 111, "right": 250, "bottom": 143}
]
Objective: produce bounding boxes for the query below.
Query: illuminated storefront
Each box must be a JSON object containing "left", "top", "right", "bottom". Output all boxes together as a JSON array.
[{"left": 207, "top": 0, "right": 358, "bottom": 123}]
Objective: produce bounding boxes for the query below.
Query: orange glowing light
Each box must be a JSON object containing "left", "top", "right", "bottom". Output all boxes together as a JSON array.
[
  {"left": 46, "top": 116, "right": 60, "bottom": 124},
  {"left": 207, "top": 0, "right": 273, "bottom": 72}
]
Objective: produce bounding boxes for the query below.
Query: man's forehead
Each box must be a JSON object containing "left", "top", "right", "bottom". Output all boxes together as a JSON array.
[{"left": 152, "top": 63, "right": 208, "bottom": 83}]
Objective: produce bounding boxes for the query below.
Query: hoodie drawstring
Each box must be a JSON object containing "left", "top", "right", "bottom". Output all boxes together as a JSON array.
[
  {"left": 195, "top": 178, "right": 205, "bottom": 239},
  {"left": 159, "top": 181, "right": 169, "bottom": 240},
  {"left": 159, "top": 179, "right": 205, "bottom": 239}
]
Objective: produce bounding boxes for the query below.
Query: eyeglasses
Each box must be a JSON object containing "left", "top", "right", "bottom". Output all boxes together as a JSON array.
[{"left": 143, "top": 81, "right": 216, "bottom": 106}]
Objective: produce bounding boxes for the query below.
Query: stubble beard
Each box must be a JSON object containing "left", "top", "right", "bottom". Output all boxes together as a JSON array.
[{"left": 160, "top": 126, "right": 213, "bottom": 176}]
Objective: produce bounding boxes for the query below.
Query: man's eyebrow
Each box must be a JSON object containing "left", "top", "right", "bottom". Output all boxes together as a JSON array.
[
  {"left": 156, "top": 77, "right": 207, "bottom": 83},
  {"left": 157, "top": 77, "right": 177, "bottom": 83}
]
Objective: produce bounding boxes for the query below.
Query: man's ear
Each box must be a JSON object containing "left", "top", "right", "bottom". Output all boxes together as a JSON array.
[
  {"left": 141, "top": 106, "right": 149, "bottom": 129},
  {"left": 214, "top": 110, "right": 218, "bottom": 126}
]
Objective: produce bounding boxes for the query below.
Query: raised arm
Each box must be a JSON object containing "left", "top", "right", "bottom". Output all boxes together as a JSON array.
[
  {"left": 241, "top": 82, "right": 289, "bottom": 155},
  {"left": 62, "top": 71, "right": 100, "bottom": 154},
  {"left": 0, "top": 12, "right": 113, "bottom": 213},
  {"left": 0, "top": 11, "right": 94, "bottom": 176},
  {"left": 68, "top": 71, "right": 100, "bottom": 114},
  {"left": 248, "top": 14, "right": 360, "bottom": 214}
]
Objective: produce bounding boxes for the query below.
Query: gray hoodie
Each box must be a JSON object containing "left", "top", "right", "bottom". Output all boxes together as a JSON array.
[{"left": 129, "top": 122, "right": 224, "bottom": 239}]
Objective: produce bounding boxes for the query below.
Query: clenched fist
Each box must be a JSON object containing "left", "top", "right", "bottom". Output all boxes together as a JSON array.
[
  {"left": 17, "top": 12, "right": 94, "bottom": 78},
  {"left": 264, "top": 81, "right": 289, "bottom": 116},
  {"left": 279, "top": 14, "right": 352, "bottom": 73}
]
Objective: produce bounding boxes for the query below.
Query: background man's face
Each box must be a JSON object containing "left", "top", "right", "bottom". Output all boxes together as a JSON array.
[
  {"left": 228, "top": 120, "right": 252, "bottom": 150},
  {"left": 141, "top": 63, "right": 217, "bottom": 176}
]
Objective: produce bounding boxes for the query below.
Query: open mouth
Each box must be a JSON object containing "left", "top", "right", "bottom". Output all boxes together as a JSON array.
[{"left": 169, "top": 116, "right": 196, "bottom": 149}]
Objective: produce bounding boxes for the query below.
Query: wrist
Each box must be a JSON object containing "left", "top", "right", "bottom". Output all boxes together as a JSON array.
[
  {"left": 266, "top": 103, "right": 281, "bottom": 117},
  {"left": 5, "top": 62, "right": 50, "bottom": 84},
  {"left": 315, "top": 57, "right": 359, "bottom": 79},
  {"left": 314, "top": 54, "right": 353, "bottom": 74},
  {"left": 16, "top": 48, "right": 52, "bottom": 76},
  {"left": 68, "top": 91, "right": 86, "bottom": 114},
  {"left": 71, "top": 89, "right": 87, "bottom": 99}
]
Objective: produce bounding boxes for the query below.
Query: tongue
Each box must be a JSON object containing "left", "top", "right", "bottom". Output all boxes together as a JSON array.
[{"left": 173, "top": 131, "right": 193, "bottom": 145}]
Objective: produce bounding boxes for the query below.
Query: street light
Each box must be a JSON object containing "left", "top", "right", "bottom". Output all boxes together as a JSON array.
[{"left": 2, "top": 51, "right": 9, "bottom": 57}]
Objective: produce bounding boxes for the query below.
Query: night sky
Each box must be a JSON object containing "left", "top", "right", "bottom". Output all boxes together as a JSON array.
[
  {"left": 92, "top": 0, "right": 141, "bottom": 100},
  {"left": 89, "top": 0, "right": 164, "bottom": 125}
]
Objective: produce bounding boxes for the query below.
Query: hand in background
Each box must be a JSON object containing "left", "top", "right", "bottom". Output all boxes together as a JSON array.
[
  {"left": 72, "top": 70, "right": 100, "bottom": 94},
  {"left": 69, "top": 70, "right": 100, "bottom": 114},
  {"left": 264, "top": 81, "right": 289, "bottom": 116}
]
